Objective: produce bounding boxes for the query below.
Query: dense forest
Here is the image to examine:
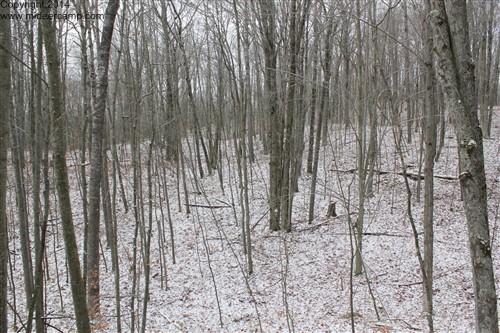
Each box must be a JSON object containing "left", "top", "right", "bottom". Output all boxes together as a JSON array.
[{"left": 0, "top": 0, "right": 499, "bottom": 332}]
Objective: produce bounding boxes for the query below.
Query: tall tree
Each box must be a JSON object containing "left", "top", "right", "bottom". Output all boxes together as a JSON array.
[
  {"left": 429, "top": 1, "right": 498, "bottom": 332},
  {"left": 281, "top": 0, "right": 311, "bottom": 231},
  {"left": 422, "top": 0, "right": 438, "bottom": 329},
  {"left": 0, "top": 6, "right": 12, "bottom": 331},
  {"left": 9, "top": 18, "right": 34, "bottom": 309},
  {"left": 40, "top": 2, "right": 91, "bottom": 331},
  {"left": 308, "top": 8, "right": 335, "bottom": 225},
  {"left": 86, "top": 0, "right": 120, "bottom": 317},
  {"left": 354, "top": 0, "right": 367, "bottom": 276},
  {"left": 256, "top": 0, "right": 281, "bottom": 231},
  {"left": 28, "top": 20, "right": 46, "bottom": 333}
]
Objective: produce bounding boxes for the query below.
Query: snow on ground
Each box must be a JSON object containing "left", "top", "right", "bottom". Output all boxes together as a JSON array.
[{"left": 6, "top": 110, "right": 500, "bottom": 332}]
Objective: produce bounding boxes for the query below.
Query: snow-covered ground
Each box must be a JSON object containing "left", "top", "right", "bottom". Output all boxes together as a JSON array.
[{"left": 6, "top": 110, "right": 500, "bottom": 332}]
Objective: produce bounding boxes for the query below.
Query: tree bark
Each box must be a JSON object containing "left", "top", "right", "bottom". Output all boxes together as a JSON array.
[
  {"left": 0, "top": 5, "right": 12, "bottom": 331},
  {"left": 354, "top": 0, "right": 366, "bottom": 276},
  {"left": 422, "top": 1, "right": 437, "bottom": 329},
  {"left": 86, "top": 0, "right": 120, "bottom": 317},
  {"left": 40, "top": 2, "right": 91, "bottom": 331},
  {"left": 257, "top": 0, "right": 281, "bottom": 231},
  {"left": 9, "top": 57, "right": 34, "bottom": 311},
  {"left": 31, "top": 20, "right": 45, "bottom": 333},
  {"left": 429, "top": 1, "right": 499, "bottom": 332},
  {"left": 308, "top": 15, "right": 334, "bottom": 225}
]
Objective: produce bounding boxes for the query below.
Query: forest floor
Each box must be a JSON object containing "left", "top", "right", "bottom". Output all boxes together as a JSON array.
[{"left": 6, "top": 110, "right": 500, "bottom": 332}]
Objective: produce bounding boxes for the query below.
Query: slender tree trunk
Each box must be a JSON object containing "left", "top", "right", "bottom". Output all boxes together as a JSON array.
[
  {"left": 280, "top": 0, "right": 298, "bottom": 232},
  {"left": 404, "top": 1, "right": 413, "bottom": 144},
  {"left": 487, "top": 33, "right": 499, "bottom": 138},
  {"left": 354, "top": 0, "right": 366, "bottom": 276},
  {"left": 243, "top": 2, "right": 255, "bottom": 164},
  {"left": 32, "top": 20, "right": 45, "bottom": 333},
  {"left": 422, "top": 1, "right": 437, "bottom": 329},
  {"left": 479, "top": 0, "right": 495, "bottom": 138},
  {"left": 364, "top": 0, "right": 378, "bottom": 198},
  {"left": 0, "top": 5, "right": 12, "bottom": 331},
  {"left": 10, "top": 16, "right": 34, "bottom": 308},
  {"left": 340, "top": 15, "right": 351, "bottom": 133},
  {"left": 306, "top": 38, "right": 319, "bottom": 175},
  {"left": 157, "top": 2, "right": 180, "bottom": 164},
  {"left": 40, "top": 2, "right": 91, "bottom": 330},
  {"left": 75, "top": 0, "right": 91, "bottom": 284},
  {"left": 9, "top": 67, "right": 34, "bottom": 310},
  {"left": 257, "top": 0, "right": 281, "bottom": 231},
  {"left": 86, "top": 0, "right": 120, "bottom": 317},
  {"left": 308, "top": 18, "right": 334, "bottom": 224},
  {"left": 280, "top": 0, "right": 311, "bottom": 231},
  {"left": 430, "top": 2, "right": 499, "bottom": 332}
]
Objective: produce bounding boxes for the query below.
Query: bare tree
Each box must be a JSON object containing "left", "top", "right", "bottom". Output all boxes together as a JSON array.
[
  {"left": 86, "top": 0, "right": 120, "bottom": 318},
  {"left": 308, "top": 6, "right": 335, "bottom": 225},
  {"left": 28, "top": 20, "right": 46, "bottom": 333},
  {"left": 422, "top": 0, "right": 437, "bottom": 328},
  {"left": 40, "top": 1, "right": 90, "bottom": 331},
  {"left": 9, "top": 18, "right": 33, "bottom": 309},
  {"left": 354, "top": 0, "right": 367, "bottom": 276},
  {"left": 0, "top": 5, "right": 12, "bottom": 331},
  {"left": 256, "top": 0, "right": 281, "bottom": 231},
  {"left": 280, "top": 0, "right": 311, "bottom": 231},
  {"left": 429, "top": 1, "right": 499, "bottom": 332},
  {"left": 2, "top": 0, "right": 499, "bottom": 331}
]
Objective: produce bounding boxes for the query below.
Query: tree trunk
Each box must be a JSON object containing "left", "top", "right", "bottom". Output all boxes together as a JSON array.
[
  {"left": 280, "top": 0, "right": 298, "bottom": 232},
  {"left": 308, "top": 14, "right": 334, "bottom": 225},
  {"left": 429, "top": 2, "right": 499, "bottom": 332},
  {"left": 74, "top": 0, "right": 91, "bottom": 285},
  {"left": 0, "top": 6, "right": 12, "bottom": 331},
  {"left": 422, "top": 1, "right": 437, "bottom": 329},
  {"left": 9, "top": 60, "right": 34, "bottom": 310},
  {"left": 306, "top": 37, "right": 319, "bottom": 175},
  {"left": 40, "top": 2, "right": 91, "bottom": 330},
  {"left": 354, "top": 0, "right": 366, "bottom": 276},
  {"left": 478, "top": 0, "right": 495, "bottom": 138},
  {"left": 31, "top": 21, "right": 45, "bottom": 333},
  {"left": 86, "top": 0, "right": 120, "bottom": 317},
  {"left": 257, "top": 0, "right": 281, "bottom": 231}
]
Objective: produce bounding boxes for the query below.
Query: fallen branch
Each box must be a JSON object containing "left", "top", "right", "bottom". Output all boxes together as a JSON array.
[
  {"left": 184, "top": 204, "right": 230, "bottom": 209},
  {"left": 363, "top": 232, "right": 420, "bottom": 237},
  {"left": 296, "top": 221, "right": 330, "bottom": 232},
  {"left": 330, "top": 168, "right": 457, "bottom": 181},
  {"left": 296, "top": 214, "right": 347, "bottom": 232}
]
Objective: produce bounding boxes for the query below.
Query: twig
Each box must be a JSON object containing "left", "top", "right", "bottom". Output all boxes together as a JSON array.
[{"left": 251, "top": 208, "right": 270, "bottom": 231}]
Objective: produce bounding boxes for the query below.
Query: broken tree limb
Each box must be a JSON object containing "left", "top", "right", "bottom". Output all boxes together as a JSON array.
[
  {"left": 330, "top": 169, "right": 457, "bottom": 181},
  {"left": 184, "top": 204, "right": 230, "bottom": 209}
]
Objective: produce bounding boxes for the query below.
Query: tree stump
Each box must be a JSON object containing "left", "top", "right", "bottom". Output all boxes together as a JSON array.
[{"left": 327, "top": 202, "right": 337, "bottom": 217}]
